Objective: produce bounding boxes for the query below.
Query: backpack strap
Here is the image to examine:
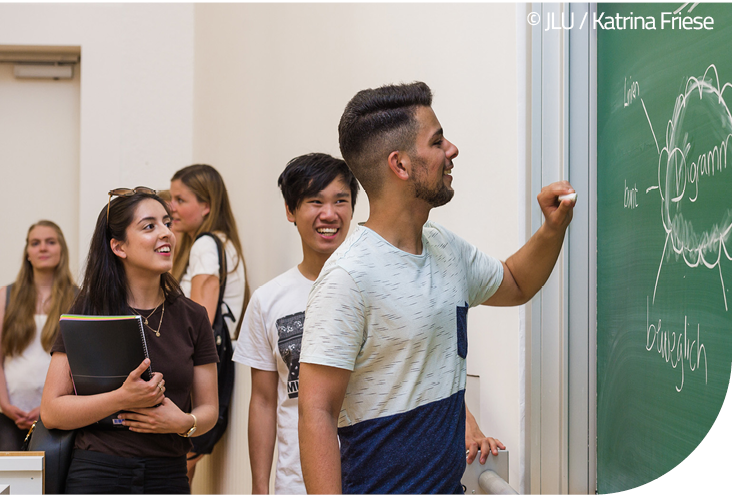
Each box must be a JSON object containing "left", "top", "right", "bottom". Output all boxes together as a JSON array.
[
  {"left": 195, "top": 232, "right": 228, "bottom": 312},
  {"left": 4, "top": 282, "right": 13, "bottom": 311}
]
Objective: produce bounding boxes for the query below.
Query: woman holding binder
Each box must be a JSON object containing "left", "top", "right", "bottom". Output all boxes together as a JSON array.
[
  {"left": 0, "top": 220, "right": 76, "bottom": 450},
  {"left": 41, "top": 189, "right": 219, "bottom": 494},
  {"left": 168, "top": 164, "right": 249, "bottom": 480}
]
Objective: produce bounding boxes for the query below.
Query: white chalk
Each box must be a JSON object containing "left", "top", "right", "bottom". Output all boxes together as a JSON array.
[{"left": 558, "top": 192, "right": 577, "bottom": 203}]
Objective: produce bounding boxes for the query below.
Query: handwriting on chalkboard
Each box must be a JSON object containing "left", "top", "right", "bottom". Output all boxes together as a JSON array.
[
  {"left": 625, "top": 77, "right": 640, "bottom": 107},
  {"left": 646, "top": 64, "right": 732, "bottom": 310},
  {"left": 646, "top": 297, "right": 708, "bottom": 392},
  {"left": 624, "top": 180, "right": 638, "bottom": 209}
]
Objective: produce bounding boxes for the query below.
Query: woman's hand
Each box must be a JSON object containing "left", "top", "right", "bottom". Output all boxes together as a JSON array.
[
  {"left": 14, "top": 406, "right": 39, "bottom": 430},
  {"left": 118, "top": 397, "right": 193, "bottom": 435},
  {"left": 2, "top": 403, "right": 27, "bottom": 424},
  {"left": 119, "top": 358, "right": 165, "bottom": 409},
  {"left": 27, "top": 406, "right": 40, "bottom": 423}
]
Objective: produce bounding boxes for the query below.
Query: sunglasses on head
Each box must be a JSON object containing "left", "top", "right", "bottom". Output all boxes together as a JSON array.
[{"left": 107, "top": 187, "right": 157, "bottom": 223}]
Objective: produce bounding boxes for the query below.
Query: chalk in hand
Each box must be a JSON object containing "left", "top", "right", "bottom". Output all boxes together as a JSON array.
[{"left": 558, "top": 192, "right": 577, "bottom": 204}]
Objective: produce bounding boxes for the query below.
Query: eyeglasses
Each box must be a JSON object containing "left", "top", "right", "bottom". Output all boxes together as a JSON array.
[{"left": 107, "top": 187, "right": 157, "bottom": 223}]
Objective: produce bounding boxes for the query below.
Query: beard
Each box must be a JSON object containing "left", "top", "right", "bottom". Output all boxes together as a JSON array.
[{"left": 411, "top": 157, "right": 454, "bottom": 208}]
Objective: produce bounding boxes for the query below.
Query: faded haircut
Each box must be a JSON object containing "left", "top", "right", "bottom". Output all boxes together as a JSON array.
[{"left": 338, "top": 82, "right": 432, "bottom": 196}]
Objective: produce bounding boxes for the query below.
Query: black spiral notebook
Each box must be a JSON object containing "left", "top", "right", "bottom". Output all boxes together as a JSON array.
[{"left": 59, "top": 314, "right": 153, "bottom": 429}]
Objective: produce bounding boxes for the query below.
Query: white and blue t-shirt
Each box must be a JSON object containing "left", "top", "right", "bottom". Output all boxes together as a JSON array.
[{"left": 300, "top": 221, "right": 503, "bottom": 494}]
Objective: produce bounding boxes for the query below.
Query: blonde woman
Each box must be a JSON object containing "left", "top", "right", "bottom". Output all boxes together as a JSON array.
[
  {"left": 0, "top": 220, "right": 76, "bottom": 450},
  {"left": 169, "top": 164, "right": 250, "bottom": 479}
]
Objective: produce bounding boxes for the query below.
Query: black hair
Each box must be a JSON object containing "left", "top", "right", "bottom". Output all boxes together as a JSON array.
[
  {"left": 338, "top": 82, "right": 433, "bottom": 195},
  {"left": 72, "top": 192, "right": 182, "bottom": 315},
  {"left": 277, "top": 153, "right": 360, "bottom": 213}
]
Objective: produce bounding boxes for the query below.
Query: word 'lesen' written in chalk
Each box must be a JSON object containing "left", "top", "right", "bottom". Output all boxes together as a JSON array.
[
  {"left": 624, "top": 77, "right": 639, "bottom": 107},
  {"left": 646, "top": 298, "right": 708, "bottom": 392},
  {"left": 624, "top": 180, "right": 638, "bottom": 209}
]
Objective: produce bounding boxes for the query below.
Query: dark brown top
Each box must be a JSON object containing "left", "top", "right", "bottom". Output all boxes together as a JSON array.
[{"left": 51, "top": 295, "right": 219, "bottom": 458}]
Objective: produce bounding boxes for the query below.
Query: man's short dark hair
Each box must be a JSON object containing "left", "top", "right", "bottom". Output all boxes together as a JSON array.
[
  {"left": 278, "top": 153, "right": 360, "bottom": 213},
  {"left": 338, "top": 82, "right": 433, "bottom": 196}
]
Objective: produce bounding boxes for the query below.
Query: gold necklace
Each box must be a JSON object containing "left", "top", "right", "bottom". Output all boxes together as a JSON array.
[
  {"left": 131, "top": 300, "right": 165, "bottom": 337},
  {"left": 132, "top": 299, "right": 162, "bottom": 326}
]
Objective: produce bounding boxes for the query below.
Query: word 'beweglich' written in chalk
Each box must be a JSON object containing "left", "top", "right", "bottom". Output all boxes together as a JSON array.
[{"left": 646, "top": 298, "right": 708, "bottom": 393}]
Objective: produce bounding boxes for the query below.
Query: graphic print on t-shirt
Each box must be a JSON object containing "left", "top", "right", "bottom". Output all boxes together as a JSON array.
[{"left": 276, "top": 311, "right": 304, "bottom": 398}]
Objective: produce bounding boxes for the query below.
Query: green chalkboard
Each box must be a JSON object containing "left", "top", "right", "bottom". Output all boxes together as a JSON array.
[{"left": 597, "top": 2, "right": 732, "bottom": 493}]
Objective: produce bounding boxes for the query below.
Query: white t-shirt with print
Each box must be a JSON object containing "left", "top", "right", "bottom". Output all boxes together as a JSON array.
[
  {"left": 233, "top": 266, "right": 312, "bottom": 494},
  {"left": 179, "top": 233, "right": 246, "bottom": 338}
]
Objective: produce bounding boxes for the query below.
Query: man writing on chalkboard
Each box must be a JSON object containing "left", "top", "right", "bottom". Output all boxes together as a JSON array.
[{"left": 298, "top": 81, "right": 576, "bottom": 493}]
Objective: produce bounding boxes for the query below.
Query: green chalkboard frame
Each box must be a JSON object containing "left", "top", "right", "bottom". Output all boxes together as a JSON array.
[{"left": 596, "top": 2, "right": 732, "bottom": 493}]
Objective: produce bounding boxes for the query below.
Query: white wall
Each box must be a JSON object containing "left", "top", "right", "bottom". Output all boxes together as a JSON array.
[
  {"left": 193, "top": 3, "right": 522, "bottom": 492},
  {"left": 0, "top": 61, "right": 80, "bottom": 283},
  {"left": 0, "top": 3, "right": 525, "bottom": 493},
  {"left": 0, "top": 3, "right": 195, "bottom": 276}
]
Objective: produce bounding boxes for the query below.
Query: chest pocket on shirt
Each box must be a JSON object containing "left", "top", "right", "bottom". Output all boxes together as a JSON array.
[{"left": 456, "top": 302, "right": 469, "bottom": 359}]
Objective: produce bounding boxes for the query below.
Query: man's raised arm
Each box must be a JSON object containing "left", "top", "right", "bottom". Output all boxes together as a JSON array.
[{"left": 485, "top": 180, "right": 576, "bottom": 307}]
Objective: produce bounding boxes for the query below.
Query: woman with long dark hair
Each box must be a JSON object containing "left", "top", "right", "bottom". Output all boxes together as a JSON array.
[
  {"left": 41, "top": 189, "right": 219, "bottom": 494},
  {"left": 0, "top": 220, "right": 76, "bottom": 450}
]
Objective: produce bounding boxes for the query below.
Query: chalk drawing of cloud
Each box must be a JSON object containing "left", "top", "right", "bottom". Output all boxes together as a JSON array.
[{"left": 654, "top": 64, "right": 732, "bottom": 310}]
